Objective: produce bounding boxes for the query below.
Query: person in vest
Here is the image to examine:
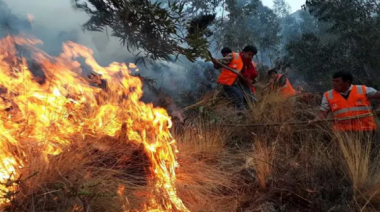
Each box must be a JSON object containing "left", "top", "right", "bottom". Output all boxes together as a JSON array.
[
  {"left": 268, "top": 69, "right": 296, "bottom": 98},
  {"left": 241, "top": 51, "right": 259, "bottom": 96},
  {"left": 211, "top": 46, "right": 258, "bottom": 109},
  {"left": 308, "top": 71, "right": 380, "bottom": 132}
]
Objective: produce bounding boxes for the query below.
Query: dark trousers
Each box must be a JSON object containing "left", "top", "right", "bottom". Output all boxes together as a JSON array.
[{"left": 223, "top": 83, "right": 255, "bottom": 110}]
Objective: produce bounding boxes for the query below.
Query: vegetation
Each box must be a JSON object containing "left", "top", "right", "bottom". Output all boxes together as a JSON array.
[
  {"left": 72, "top": 0, "right": 216, "bottom": 64},
  {"left": 2, "top": 0, "right": 380, "bottom": 211},
  {"left": 5, "top": 89, "right": 380, "bottom": 211},
  {"left": 284, "top": 0, "right": 380, "bottom": 90}
]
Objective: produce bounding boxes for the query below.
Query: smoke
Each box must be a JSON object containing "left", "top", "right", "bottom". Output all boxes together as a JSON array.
[{"left": 1, "top": 0, "right": 213, "bottom": 106}]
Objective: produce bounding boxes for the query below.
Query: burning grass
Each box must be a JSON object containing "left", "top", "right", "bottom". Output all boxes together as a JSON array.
[
  {"left": 5, "top": 136, "right": 146, "bottom": 212},
  {"left": 0, "top": 35, "right": 191, "bottom": 211},
  {"left": 3, "top": 34, "right": 380, "bottom": 212}
]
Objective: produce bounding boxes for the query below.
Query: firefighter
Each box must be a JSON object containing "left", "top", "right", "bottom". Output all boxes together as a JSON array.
[
  {"left": 211, "top": 46, "right": 258, "bottom": 110},
  {"left": 308, "top": 71, "right": 380, "bottom": 132},
  {"left": 268, "top": 69, "right": 296, "bottom": 98}
]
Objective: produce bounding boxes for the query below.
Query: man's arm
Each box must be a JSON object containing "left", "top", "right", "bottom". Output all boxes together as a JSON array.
[
  {"left": 366, "top": 87, "right": 380, "bottom": 115},
  {"left": 308, "top": 95, "right": 330, "bottom": 124},
  {"left": 308, "top": 110, "right": 329, "bottom": 124},
  {"left": 212, "top": 53, "right": 233, "bottom": 69},
  {"left": 366, "top": 87, "right": 380, "bottom": 99},
  {"left": 370, "top": 92, "right": 380, "bottom": 99}
]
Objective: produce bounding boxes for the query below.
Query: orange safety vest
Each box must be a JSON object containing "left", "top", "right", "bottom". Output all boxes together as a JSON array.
[
  {"left": 270, "top": 74, "right": 296, "bottom": 97},
  {"left": 217, "top": 52, "right": 244, "bottom": 86},
  {"left": 324, "top": 85, "right": 376, "bottom": 131}
]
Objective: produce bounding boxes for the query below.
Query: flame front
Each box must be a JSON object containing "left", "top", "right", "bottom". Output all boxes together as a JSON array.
[{"left": 0, "top": 35, "right": 189, "bottom": 211}]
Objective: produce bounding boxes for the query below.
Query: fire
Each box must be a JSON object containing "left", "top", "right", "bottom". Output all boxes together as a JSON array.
[{"left": 0, "top": 35, "right": 189, "bottom": 211}]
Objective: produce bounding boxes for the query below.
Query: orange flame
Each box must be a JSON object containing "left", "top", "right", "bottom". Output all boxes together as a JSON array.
[{"left": 0, "top": 35, "right": 188, "bottom": 211}]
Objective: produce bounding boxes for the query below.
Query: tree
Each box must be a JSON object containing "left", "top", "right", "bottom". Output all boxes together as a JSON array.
[
  {"left": 181, "top": 0, "right": 224, "bottom": 14},
  {"left": 248, "top": 0, "right": 281, "bottom": 63},
  {"left": 72, "top": 0, "right": 216, "bottom": 64},
  {"left": 283, "top": 0, "right": 380, "bottom": 90},
  {"left": 273, "top": 0, "right": 290, "bottom": 18},
  {"left": 274, "top": 0, "right": 300, "bottom": 44},
  {"left": 213, "top": 0, "right": 257, "bottom": 51},
  {"left": 214, "top": 0, "right": 281, "bottom": 64}
]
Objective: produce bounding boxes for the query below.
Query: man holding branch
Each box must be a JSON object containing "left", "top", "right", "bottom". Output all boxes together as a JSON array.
[{"left": 210, "top": 45, "right": 258, "bottom": 110}]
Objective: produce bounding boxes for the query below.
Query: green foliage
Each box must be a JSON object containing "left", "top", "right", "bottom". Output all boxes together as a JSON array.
[
  {"left": 72, "top": 0, "right": 215, "bottom": 64},
  {"left": 273, "top": 0, "right": 290, "bottom": 18},
  {"left": 182, "top": 0, "right": 224, "bottom": 14},
  {"left": 283, "top": 0, "right": 380, "bottom": 90},
  {"left": 214, "top": 0, "right": 257, "bottom": 51},
  {"left": 214, "top": 0, "right": 281, "bottom": 63}
]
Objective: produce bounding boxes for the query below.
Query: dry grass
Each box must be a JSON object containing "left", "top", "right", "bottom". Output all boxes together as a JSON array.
[
  {"left": 5, "top": 85, "right": 380, "bottom": 212},
  {"left": 3, "top": 135, "right": 149, "bottom": 212},
  {"left": 335, "top": 132, "right": 371, "bottom": 197},
  {"left": 245, "top": 139, "right": 275, "bottom": 191},
  {"left": 333, "top": 131, "right": 380, "bottom": 211},
  {"left": 194, "top": 90, "right": 380, "bottom": 211},
  {"left": 174, "top": 119, "right": 240, "bottom": 212}
]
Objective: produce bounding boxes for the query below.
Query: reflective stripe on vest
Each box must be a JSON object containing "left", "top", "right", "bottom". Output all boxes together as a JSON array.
[
  {"left": 332, "top": 106, "right": 372, "bottom": 116},
  {"left": 327, "top": 90, "right": 333, "bottom": 99},
  {"left": 357, "top": 85, "right": 363, "bottom": 94},
  {"left": 217, "top": 52, "right": 244, "bottom": 86},
  {"left": 327, "top": 85, "right": 364, "bottom": 100},
  {"left": 325, "top": 85, "right": 376, "bottom": 131}
]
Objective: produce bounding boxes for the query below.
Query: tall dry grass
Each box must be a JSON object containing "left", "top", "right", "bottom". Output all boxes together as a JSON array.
[
  {"left": 3, "top": 135, "right": 148, "bottom": 212},
  {"left": 6, "top": 83, "right": 380, "bottom": 212},
  {"left": 174, "top": 119, "right": 241, "bottom": 212},
  {"left": 241, "top": 92, "right": 380, "bottom": 211},
  {"left": 333, "top": 131, "right": 380, "bottom": 211}
]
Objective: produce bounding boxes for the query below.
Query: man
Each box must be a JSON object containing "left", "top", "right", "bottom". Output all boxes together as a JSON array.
[
  {"left": 211, "top": 46, "right": 258, "bottom": 109},
  {"left": 268, "top": 69, "right": 296, "bottom": 98},
  {"left": 241, "top": 48, "right": 259, "bottom": 94},
  {"left": 309, "top": 71, "right": 380, "bottom": 132}
]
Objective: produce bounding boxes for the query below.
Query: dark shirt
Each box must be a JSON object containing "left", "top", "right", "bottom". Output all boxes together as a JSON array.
[{"left": 341, "top": 90, "right": 351, "bottom": 100}]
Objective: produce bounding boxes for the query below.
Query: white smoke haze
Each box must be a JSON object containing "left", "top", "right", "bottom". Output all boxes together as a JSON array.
[{"left": 2, "top": 0, "right": 211, "bottom": 104}]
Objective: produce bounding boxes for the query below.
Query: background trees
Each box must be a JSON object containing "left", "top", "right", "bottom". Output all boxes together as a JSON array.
[
  {"left": 285, "top": 0, "right": 380, "bottom": 90},
  {"left": 71, "top": 0, "right": 380, "bottom": 92}
]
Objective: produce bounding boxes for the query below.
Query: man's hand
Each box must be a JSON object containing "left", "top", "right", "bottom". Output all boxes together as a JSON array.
[{"left": 308, "top": 110, "right": 328, "bottom": 125}]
